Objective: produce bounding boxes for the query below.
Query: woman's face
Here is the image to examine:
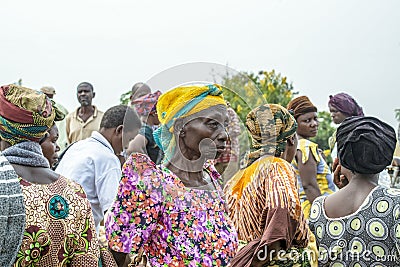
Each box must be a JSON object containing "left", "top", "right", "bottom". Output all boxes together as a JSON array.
[
  {"left": 296, "top": 112, "right": 319, "bottom": 139},
  {"left": 178, "top": 105, "right": 229, "bottom": 160},
  {"left": 41, "top": 125, "right": 60, "bottom": 167},
  {"left": 329, "top": 104, "right": 348, "bottom": 124}
]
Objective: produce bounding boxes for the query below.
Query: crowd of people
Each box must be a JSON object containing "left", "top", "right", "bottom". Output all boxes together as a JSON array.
[{"left": 0, "top": 81, "right": 399, "bottom": 267}]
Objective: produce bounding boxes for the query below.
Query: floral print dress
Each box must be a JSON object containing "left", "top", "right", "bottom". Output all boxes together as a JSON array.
[{"left": 106, "top": 153, "right": 238, "bottom": 266}]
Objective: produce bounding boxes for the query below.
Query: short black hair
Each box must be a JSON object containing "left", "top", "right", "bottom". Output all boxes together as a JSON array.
[
  {"left": 100, "top": 105, "right": 141, "bottom": 131},
  {"left": 77, "top": 82, "right": 94, "bottom": 91}
]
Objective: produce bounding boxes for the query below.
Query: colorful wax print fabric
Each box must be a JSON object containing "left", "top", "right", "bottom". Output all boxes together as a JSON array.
[
  {"left": 106, "top": 153, "right": 238, "bottom": 267},
  {"left": 309, "top": 186, "right": 400, "bottom": 266},
  {"left": 14, "top": 176, "right": 100, "bottom": 266}
]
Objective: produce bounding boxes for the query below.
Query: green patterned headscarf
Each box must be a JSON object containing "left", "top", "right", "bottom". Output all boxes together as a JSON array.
[
  {"left": 0, "top": 84, "right": 55, "bottom": 145},
  {"left": 245, "top": 104, "right": 297, "bottom": 167}
]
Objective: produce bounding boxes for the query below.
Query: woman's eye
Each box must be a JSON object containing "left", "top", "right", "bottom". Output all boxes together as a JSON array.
[{"left": 208, "top": 121, "right": 219, "bottom": 128}]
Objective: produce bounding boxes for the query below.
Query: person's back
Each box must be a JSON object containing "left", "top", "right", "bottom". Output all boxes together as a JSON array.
[
  {"left": 309, "top": 116, "right": 399, "bottom": 266},
  {"left": 225, "top": 104, "right": 316, "bottom": 267},
  {"left": 56, "top": 133, "right": 122, "bottom": 229},
  {"left": 0, "top": 152, "right": 25, "bottom": 267},
  {"left": 0, "top": 84, "right": 102, "bottom": 266}
]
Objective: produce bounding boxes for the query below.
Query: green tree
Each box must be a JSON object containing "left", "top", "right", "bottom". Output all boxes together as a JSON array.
[
  {"left": 221, "top": 70, "right": 298, "bottom": 122},
  {"left": 221, "top": 70, "right": 299, "bottom": 162},
  {"left": 120, "top": 91, "right": 131, "bottom": 105}
]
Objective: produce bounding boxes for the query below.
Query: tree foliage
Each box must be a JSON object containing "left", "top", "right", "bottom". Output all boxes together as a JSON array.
[
  {"left": 221, "top": 70, "right": 298, "bottom": 123},
  {"left": 221, "top": 70, "right": 299, "bottom": 160},
  {"left": 120, "top": 91, "right": 131, "bottom": 105}
]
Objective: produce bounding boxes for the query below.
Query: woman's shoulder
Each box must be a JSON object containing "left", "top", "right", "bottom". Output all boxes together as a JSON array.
[
  {"left": 125, "top": 153, "right": 157, "bottom": 170},
  {"left": 61, "top": 176, "right": 92, "bottom": 200},
  {"left": 375, "top": 186, "right": 400, "bottom": 202},
  {"left": 308, "top": 195, "right": 327, "bottom": 223},
  {"left": 297, "top": 139, "right": 320, "bottom": 164},
  {"left": 297, "top": 138, "right": 318, "bottom": 150},
  {"left": 122, "top": 153, "right": 165, "bottom": 186},
  {"left": 123, "top": 153, "right": 158, "bottom": 176}
]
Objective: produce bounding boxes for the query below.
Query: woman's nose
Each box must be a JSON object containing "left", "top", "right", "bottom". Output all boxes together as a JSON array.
[
  {"left": 217, "top": 127, "right": 229, "bottom": 142},
  {"left": 311, "top": 119, "right": 318, "bottom": 127}
]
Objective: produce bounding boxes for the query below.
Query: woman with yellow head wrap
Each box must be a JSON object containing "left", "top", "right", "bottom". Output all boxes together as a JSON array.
[
  {"left": 106, "top": 84, "right": 239, "bottom": 267},
  {"left": 154, "top": 83, "right": 227, "bottom": 162},
  {"left": 0, "top": 85, "right": 107, "bottom": 266},
  {"left": 225, "top": 104, "right": 317, "bottom": 267}
]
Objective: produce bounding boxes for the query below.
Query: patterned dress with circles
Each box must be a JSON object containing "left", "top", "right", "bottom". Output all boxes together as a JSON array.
[
  {"left": 309, "top": 186, "right": 400, "bottom": 266},
  {"left": 14, "top": 176, "right": 101, "bottom": 266}
]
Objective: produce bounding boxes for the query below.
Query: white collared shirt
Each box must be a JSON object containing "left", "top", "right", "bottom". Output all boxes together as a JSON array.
[{"left": 55, "top": 131, "right": 121, "bottom": 232}]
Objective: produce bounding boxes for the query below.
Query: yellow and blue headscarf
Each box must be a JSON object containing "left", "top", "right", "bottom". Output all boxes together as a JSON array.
[{"left": 153, "top": 84, "right": 227, "bottom": 162}]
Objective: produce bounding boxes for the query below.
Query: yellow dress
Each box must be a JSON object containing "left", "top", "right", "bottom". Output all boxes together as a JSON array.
[{"left": 292, "top": 139, "right": 336, "bottom": 218}]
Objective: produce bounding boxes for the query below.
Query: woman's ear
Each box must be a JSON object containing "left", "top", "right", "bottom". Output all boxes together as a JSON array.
[{"left": 173, "top": 118, "right": 185, "bottom": 137}]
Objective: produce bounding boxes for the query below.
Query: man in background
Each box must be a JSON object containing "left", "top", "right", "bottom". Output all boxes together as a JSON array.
[
  {"left": 40, "top": 86, "right": 69, "bottom": 152},
  {"left": 65, "top": 82, "right": 104, "bottom": 144},
  {"left": 130, "top": 82, "right": 151, "bottom": 104}
]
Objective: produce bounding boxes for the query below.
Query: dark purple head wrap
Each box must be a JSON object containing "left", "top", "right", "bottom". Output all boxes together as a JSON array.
[
  {"left": 328, "top": 93, "right": 364, "bottom": 117},
  {"left": 337, "top": 116, "right": 396, "bottom": 174}
]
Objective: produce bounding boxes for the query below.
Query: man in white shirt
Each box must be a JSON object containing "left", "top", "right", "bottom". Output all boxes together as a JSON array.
[{"left": 56, "top": 105, "right": 141, "bottom": 232}]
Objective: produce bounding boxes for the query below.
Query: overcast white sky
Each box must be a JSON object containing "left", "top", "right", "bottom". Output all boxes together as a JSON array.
[{"left": 1, "top": 0, "right": 399, "bottom": 130}]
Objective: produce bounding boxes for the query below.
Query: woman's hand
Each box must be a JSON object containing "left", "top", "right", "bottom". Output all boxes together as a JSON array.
[{"left": 332, "top": 158, "right": 349, "bottom": 189}]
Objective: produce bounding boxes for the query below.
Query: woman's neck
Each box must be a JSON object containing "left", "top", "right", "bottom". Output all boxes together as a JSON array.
[
  {"left": 297, "top": 134, "right": 308, "bottom": 140},
  {"left": 165, "top": 150, "right": 210, "bottom": 188},
  {"left": 166, "top": 151, "right": 205, "bottom": 173},
  {"left": 11, "top": 164, "right": 59, "bottom": 184},
  {"left": 347, "top": 173, "right": 379, "bottom": 188}
]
